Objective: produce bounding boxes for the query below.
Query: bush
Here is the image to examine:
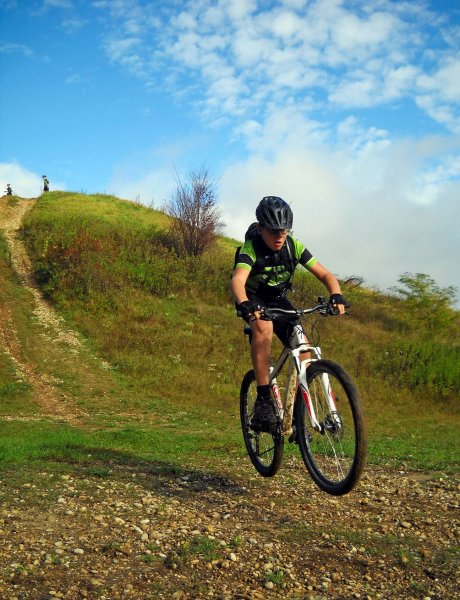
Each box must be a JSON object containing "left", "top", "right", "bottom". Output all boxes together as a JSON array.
[
  {"left": 21, "top": 196, "right": 232, "bottom": 304},
  {"left": 374, "top": 341, "right": 460, "bottom": 398}
]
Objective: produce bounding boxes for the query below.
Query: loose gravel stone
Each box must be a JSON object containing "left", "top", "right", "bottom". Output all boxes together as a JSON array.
[{"left": 0, "top": 463, "right": 457, "bottom": 599}]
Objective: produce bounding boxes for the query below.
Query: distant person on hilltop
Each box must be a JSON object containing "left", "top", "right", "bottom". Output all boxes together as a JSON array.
[
  {"left": 230, "top": 196, "right": 347, "bottom": 432},
  {"left": 42, "top": 175, "right": 50, "bottom": 192},
  {"left": 5, "top": 184, "right": 13, "bottom": 195}
]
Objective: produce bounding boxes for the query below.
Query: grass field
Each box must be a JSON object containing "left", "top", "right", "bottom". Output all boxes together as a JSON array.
[{"left": 0, "top": 192, "right": 458, "bottom": 482}]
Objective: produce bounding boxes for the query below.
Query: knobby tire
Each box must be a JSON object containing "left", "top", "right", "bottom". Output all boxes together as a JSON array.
[
  {"left": 294, "top": 359, "right": 367, "bottom": 495},
  {"left": 240, "top": 370, "right": 283, "bottom": 477}
]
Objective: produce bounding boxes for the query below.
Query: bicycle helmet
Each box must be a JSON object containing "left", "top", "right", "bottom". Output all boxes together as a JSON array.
[{"left": 256, "top": 196, "right": 293, "bottom": 230}]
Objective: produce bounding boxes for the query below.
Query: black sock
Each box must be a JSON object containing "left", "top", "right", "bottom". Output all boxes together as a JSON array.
[{"left": 257, "top": 384, "right": 271, "bottom": 399}]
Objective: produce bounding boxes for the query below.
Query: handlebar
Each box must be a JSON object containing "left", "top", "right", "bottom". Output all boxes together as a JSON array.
[{"left": 259, "top": 297, "right": 350, "bottom": 320}]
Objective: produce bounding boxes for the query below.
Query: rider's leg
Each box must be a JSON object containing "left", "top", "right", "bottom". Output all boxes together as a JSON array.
[
  {"left": 249, "top": 318, "right": 277, "bottom": 431},
  {"left": 272, "top": 302, "right": 311, "bottom": 363},
  {"left": 250, "top": 318, "right": 273, "bottom": 386},
  {"left": 301, "top": 332, "right": 311, "bottom": 363}
]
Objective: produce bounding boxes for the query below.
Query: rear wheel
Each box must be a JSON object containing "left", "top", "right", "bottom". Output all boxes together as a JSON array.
[
  {"left": 294, "top": 360, "right": 366, "bottom": 495},
  {"left": 240, "top": 370, "right": 283, "bottom": 477}
]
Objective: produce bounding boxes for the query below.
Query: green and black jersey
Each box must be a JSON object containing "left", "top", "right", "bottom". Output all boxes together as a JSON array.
[{"left": 235, "top": 234, "right": 317, "bottom": 299}]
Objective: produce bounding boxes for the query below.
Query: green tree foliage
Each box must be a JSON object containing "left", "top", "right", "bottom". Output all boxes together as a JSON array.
[{"left": 392, "top": 272, "right": 457, "bottom": 336}]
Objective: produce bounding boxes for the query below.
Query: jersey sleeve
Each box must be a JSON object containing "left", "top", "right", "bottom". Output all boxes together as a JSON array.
[
  {"left": 291, "top": 237, "right": 318, "bottom": 270},
  {"left": 235, "top": 240, "right": 256, "bottom": 271}
]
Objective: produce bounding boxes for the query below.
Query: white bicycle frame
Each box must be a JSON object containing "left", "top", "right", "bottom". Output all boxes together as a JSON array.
[{"left": 269, "top": 320, "right": 338, "bottom": 437}]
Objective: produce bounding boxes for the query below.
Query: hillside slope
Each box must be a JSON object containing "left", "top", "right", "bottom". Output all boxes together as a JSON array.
[
  {"left": 0, "top": 194, "right": 458, "bottom": 599},
  {"left": 0, "top": 197, "right": 111, "bottom": 425}
]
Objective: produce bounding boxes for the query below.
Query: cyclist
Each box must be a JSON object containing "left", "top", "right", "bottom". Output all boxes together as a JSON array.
[
  {"left": 230, "top": 196, "right": 347, "bottom": 432},
  {"left": 5, "top": 184, "right": 13, "bottom": 195},
  {"left": 42, "top": 175, "right": 50, "bottom": 192}
]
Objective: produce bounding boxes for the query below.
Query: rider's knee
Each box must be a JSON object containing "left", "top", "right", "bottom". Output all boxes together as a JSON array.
[{"left": 251, "top": 320, "right": 273, "bottom": 343}]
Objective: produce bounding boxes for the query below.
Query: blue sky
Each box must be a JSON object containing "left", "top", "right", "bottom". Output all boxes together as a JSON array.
[{"left": 1, "top": 0, "right": 459, "bottom": 299}]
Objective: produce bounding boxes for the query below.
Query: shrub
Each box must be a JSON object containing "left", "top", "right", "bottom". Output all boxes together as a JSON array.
[{"left": 374, "top": 341, "right": 460, "bottom": 398}]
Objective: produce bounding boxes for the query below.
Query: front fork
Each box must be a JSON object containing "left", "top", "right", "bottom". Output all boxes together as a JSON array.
[
  {"left": 298, "top": 349, "right": 339, "bottom": 434},
  {"left": 270, "top": 343, "right": 341, "bottom": 437}
]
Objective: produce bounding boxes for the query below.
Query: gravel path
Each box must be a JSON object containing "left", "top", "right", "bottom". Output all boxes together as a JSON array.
[{"left": 0, "top": 459, "right": 458, "bottom": 599}]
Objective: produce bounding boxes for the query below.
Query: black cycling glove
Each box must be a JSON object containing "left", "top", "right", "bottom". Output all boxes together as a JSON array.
[
  {"left": 238, "top": 300, "right": 261, "bottom": 318},
  {"left": 329, "top": 293, "right": 347, "bottom": 307}
]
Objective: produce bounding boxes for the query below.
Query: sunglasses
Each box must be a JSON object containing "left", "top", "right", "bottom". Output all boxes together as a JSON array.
[{"left": 265, "top": 227, "right": 289, "bottom": 236}]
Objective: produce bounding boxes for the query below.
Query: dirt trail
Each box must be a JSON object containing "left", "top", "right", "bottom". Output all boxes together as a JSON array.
[{"left": 0, "top": 197, "right": 86, "bottom": 425}]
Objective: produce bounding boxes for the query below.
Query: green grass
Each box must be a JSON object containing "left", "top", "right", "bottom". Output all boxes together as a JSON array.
[
  {"left": 0, "top": 411, "right": 243, "bottom": 471},
  {"left": 0, "top": 380, "right": 33, "bottom": 412},
  {"left": 0, "top": 192, "right": 457, "bottom": 479},
  {"left": 266, "top": 569, "right": 285, "bottom": 586}
]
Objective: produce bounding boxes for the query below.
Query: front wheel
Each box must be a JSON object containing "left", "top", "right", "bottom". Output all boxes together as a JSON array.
[
  {"left": 294, "top": 360, "right": 367, "bottom": 495},
  {"left": 240, "top": 370, "right": 283, "bottom": 477}
]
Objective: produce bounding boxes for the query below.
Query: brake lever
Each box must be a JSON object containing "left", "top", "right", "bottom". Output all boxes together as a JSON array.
[{"left": 326, "top": 303, "right": 351, "bottom": 316}]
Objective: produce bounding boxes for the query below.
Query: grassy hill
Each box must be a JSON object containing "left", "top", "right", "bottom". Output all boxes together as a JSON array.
[{"left": 1, "top": 191, "right": 459, "bottom": 474}]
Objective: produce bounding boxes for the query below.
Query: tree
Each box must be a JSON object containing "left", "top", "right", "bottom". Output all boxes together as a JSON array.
[
  {"left": 392, "top": 272, "right": 457, "bottom": 335},
  {"left": 165, "top": 168, "right": 224, "bottom": 257}
]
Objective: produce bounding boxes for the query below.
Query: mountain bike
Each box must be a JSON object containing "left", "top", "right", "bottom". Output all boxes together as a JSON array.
[{"left": 240, "top": 297, "right": 367, "bottom": 496}]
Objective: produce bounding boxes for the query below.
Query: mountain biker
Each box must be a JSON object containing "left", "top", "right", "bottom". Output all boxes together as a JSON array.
[
  {"left": 42, "top": 175, "right": 49, "bottom": 192},
  {"left": 6, "top": 184, "right": 13, "bottom": 195},
  {"left": 230, "top": 196, "right": 347, "bottom": 432}
]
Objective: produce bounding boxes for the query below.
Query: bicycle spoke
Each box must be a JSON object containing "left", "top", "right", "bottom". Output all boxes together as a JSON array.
[{"left": 294, "top": 360, "right": 366, "bottom": 495}]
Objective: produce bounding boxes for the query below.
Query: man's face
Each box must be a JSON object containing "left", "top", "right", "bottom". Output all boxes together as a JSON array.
[{"left": 258, "top": 225, "right": 289, "bottom": 251}]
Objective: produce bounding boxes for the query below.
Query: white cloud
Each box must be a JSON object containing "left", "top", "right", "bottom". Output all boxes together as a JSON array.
[
  {"left": 219, "top": 136, "right": 460, "bottom": 296},
  {"left": 431, "top": 57, "right": 460, "bottom": 102},
  {"left": 329, "top": 74, "right": 377, "bottom": 108},
  {"left": 61, "top": 17, "right": 87, "bottom": 32},
  {"left": 232, "top": 33, "right": 273, "bottom": 67},
  {"left": 174, "top": 10, "right": 197, "bottom": 30},
  {"left": 384, "top": 65, "right": 418, "bottom": 99},
  {"left": 0, "top": 42, "right": 34, "bottom": 57},
  {"left": 329, "top": 62, "right": 420, "bottom": 108},
  {"left": 104, "top": 36, "right": 142, "bottom": 63},
  {"left": 104, "top": 135, "right": 210, "bottom": 208},
  {"left": 270, "top": 10, "right": 304, "bottom": 38},
  {"left": 414, "top": 57, "right": 460, "bottom": 132},
  {"left": 109, "top": 168, "right": 173, "bottom": 209},
  {"left": 333, "top": 10, "right": 399, "bottom": 50},
  {"left": 94, "top": 0, "right": 459, "bottom": 138},
  {"left": 0, "top": 163, "right": 48, "bottom": 197},
  {"left": 225, "top": 0, "right": 257, "bottom": 22}
]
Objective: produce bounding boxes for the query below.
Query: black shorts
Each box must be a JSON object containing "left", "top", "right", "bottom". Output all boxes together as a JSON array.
[{"left": 244, "top": 294, "right": 297, "bottom": 347}]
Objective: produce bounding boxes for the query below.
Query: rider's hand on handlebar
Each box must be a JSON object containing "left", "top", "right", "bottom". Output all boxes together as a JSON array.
[
  {"left": 329, "top": 294, "right": 348, "bottom": 315},
  {"left": 238, "top": 300, "right": 263, "bottom": 321}
]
